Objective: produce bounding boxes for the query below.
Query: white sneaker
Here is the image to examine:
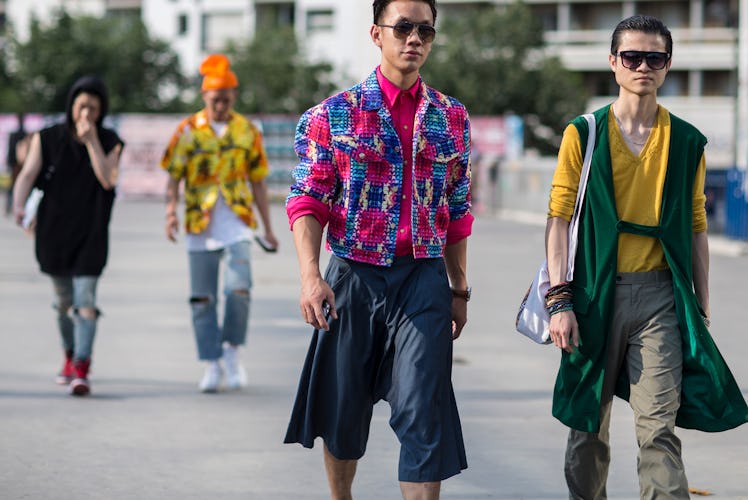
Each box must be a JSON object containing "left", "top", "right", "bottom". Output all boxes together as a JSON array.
[
  {"left": 222, "top": 344, "right": 248, "bottom": 390},
  {"left": 198, "top": 361, "right": 223, "bottom": 393}
]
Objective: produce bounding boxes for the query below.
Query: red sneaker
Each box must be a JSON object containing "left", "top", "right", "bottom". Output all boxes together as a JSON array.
[
  {"left": 56, "top": 351, "right": 75, "bottom": 385},
  {"left": 69, "top": 359, "right": 91, "bottom": 396}
]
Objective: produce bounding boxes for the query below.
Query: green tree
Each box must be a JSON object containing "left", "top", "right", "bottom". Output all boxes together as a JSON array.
[
  {"left": 5, "top": 9, "right": 186, "bottom": 113},
  {"left": 422, "top": 2, "right": 587, "bottom": 154},
  {"left": 225, "top": 27, "right": 336, "bottom": 114},
  {"left": 0, "top": 29, "right": 28, "bottom": 114}
]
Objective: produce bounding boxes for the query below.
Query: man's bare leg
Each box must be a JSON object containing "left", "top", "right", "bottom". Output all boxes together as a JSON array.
[
  {"left": 400, "top": 481, "right": 441, "bottom": 500},
  {"left": 323, "top": 443, "right": 357, "bottom": 500}
]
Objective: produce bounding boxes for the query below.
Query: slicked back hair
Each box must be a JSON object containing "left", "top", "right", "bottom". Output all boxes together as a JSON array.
[
  {"left": 372, "top": 0, "right": 437, "bottom": 25},
  {"left": 611, "top": 15, "right": 673, "bottom": 55}
]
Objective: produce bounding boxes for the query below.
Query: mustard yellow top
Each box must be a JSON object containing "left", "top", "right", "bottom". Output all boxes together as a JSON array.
[{"left": 548, "top": 105, "right": 707, "bottom": 272}]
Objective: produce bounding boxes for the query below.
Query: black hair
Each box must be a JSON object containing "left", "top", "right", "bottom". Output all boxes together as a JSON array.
[
  {"left": 65, "top": 75, "right": 110, "bottom": 131},
  {"left": 611, "top": 15, "right": 673, "bottom": 55},
  {"left": 373, "top": 0, "right": 437, "bottom": 25}
]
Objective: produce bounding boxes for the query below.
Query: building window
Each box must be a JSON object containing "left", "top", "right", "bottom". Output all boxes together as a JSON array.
[
  {"left": 202, "top": 12, "right": 245, "bottom": 52},
  {"left": 530, "top": 4, "right": 558, "bottom": 31},
  {"left": 704, "top": 0, "right": 738, "bottom": 28},
  {"left": 307, "top": 9, "right": 334, "bottom": 33},
  {"left": 178, "top": 14, "right": 188, "bottom": 36},
  {"left": 659, "top": 71, "right": 688, "bottom": 96},
  {"left": 255, "top": 3, "right": 295, "bottom": 29},
  {"left": 569, "top": 3, "right": 622, "bottom": 30},
  {"left": 582, "top": 72, "right": 618, "bottom": 97},
  {"left": 636, "top": 1, "right": 689, "bottom": 28},
  {"left": 703, "top": 70, "right": 736, "bottom": 96}
]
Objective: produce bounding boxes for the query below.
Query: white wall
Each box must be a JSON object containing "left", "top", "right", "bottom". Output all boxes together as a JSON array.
[
  {"left": 297, "top": 0, "right": 380, "bottom": 87},
  {"left": 142, "top": 0, "right": 252, "bottom": 76},
  {"left": 7, "top": 0, "right": 104, "bottom": 40}
]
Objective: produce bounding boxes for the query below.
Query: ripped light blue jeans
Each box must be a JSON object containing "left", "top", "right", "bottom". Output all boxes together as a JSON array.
[
  {"left": 51, "top": 275, "right": 99, "bottom": 361},
  {"left": 188, "top": 240, "right": 253, "bottom": 360}
]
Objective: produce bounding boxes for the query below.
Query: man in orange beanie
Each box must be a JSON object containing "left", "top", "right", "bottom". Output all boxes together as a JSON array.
[{"left": 161, "top": 53, "right": 279, "bottom": 393}]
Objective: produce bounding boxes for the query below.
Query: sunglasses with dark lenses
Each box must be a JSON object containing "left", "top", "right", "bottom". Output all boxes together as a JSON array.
[
  {"left": 377, "top": 20, "right": 436, "bottom": 43},
  {"left": 615, "top": 51, "right": 671, "bottom": 70}
]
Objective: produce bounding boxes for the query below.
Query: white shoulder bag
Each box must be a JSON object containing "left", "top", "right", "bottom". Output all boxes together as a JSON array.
[{"left": 515, "top": 113, "right": 596, "bottom": 344}]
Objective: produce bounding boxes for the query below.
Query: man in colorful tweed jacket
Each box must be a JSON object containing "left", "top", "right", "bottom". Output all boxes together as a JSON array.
[
  {"left": 287, "top": 69, "right": 471, "bottom": 266},
  {"left": 283, "top": 1, "right": 473, "bottom": 498}
]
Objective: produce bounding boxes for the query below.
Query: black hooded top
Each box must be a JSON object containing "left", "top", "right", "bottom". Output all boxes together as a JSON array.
[{"left": 34, "top": 75, "right": 124, "bottom": 277}]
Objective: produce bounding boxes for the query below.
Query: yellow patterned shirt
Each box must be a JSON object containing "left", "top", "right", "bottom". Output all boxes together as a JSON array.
[{"left": 161, "top": 110, "right": 269, "bottom": 234}]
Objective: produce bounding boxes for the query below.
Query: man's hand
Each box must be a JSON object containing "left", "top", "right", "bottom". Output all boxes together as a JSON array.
[
  {"left": 166, "top": 213, "right": 179, "bottom": 242},
  {"left": 451, "top": 297, "right": 467, "bottom": 340},
  {"left": 257, "top": 231, "right": 279, "bottom": 252},
  {"left": 549, "top": 310, "right": 579, "bottom": 353},
  {"left": 75, "top": 111, "right": 97, "bottom": 144},
  {"left": 13, "top": 205, "right": 25, "bottom": 227},
  {"left": 299, "top": 275, "right": 337, "bottom": 331}
]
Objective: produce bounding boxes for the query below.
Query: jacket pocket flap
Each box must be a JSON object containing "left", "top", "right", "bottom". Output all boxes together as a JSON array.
[
  {"left": 418, "top": 138, "right": 462, "bottom": 163},
  {"left": 332, "top": 135, "right": 386, "bottom": 163}
]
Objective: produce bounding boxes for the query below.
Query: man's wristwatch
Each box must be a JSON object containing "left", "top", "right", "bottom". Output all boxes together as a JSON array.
[{"left": 451, "top": 287, "right": 471, "bottom": 302}]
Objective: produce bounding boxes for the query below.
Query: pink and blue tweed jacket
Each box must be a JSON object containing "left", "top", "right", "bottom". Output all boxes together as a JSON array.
[{"left": 288, "top": 70, "right": 472, "bottom": 266}]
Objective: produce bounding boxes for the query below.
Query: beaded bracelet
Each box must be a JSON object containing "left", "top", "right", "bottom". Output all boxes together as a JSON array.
[{"left": 545, "top": 282, "right": 574, "bottom": 316}]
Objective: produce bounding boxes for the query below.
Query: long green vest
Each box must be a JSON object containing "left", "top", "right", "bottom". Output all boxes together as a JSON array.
[{"left": 552, "top": 105, "right": 748, "bottom": 433}]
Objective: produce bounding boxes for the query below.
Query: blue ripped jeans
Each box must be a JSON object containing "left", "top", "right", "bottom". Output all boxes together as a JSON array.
[
  {"left": 51, "top": 275, "right": 99, "bottom": 361},
  {"left": 188, "top": 241, "right": 253, "bottom": 360}
]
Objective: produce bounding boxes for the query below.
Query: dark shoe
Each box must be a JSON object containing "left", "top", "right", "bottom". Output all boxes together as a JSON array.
[
  {"left": 56, "top": 351, "right": 75, "bottom": 385},
  {"left": 69, "top": 359, "right": 91, "bottom": 396}
]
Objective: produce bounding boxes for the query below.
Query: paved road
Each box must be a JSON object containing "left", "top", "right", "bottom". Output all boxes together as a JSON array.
[{"left": 1, "top": 200, "right": 746, "bottom": 499}]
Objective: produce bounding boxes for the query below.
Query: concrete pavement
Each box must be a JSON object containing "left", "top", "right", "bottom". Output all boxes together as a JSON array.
[{"left": 0, "top": 199, "right": 746, "bottom": 499}]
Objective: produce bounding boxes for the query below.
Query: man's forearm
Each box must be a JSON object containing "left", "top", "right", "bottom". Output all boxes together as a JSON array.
[
  {"left": 692, "top": 231, "right": 710, "bottom": 316},
  {"left": 546, "top": 217, "right": 570, "bottom": 285},
  {"left": 165, "top": 177, "right": 180, "bottom": 215},
  {"left": 292, "top": 215, "right": 324, "bottom": 282},
  {"left": 444, "top": 238, "right": 468, "bottom": 289},
  {"left": 86, "top": 138, "right": 119, "bottom": 189},
  {"left": 250, "top": 179, "right": 273, "bottom": 232}
]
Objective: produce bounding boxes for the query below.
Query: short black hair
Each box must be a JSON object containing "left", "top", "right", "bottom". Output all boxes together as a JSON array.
[
  {"left": 372, "top": 0, "right": 437, "bottom": 25},
  {"left": 611, "top": 15, "right": 673, "bottom": 56}
]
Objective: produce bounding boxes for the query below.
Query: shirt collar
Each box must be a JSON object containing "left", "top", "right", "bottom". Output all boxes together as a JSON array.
[
  {"left": 195, "top": 109, "right": 235, "bottom": 129},
  {"left": 376, "top": 66, "right": 420, "bottom": 110}
]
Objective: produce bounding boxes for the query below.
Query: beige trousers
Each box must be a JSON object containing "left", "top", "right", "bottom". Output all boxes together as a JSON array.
[{"left": 565, "top": 270, "right": 690, "bottom": 499}]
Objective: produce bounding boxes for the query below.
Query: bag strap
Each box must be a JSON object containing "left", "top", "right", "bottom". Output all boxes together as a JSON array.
[{"left": 565, "top": 113, "right": 595, "bottom": 281}]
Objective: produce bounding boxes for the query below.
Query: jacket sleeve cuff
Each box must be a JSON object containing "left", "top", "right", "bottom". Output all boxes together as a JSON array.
[
  {"left": 287, "top": 195, "right": 330, "bottom": 230},
  {"left": 446, "top": 212, "right": 474, "bottom": 244}
]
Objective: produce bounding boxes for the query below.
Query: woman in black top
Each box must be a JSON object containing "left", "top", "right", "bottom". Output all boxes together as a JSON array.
[{"left": 12, "top": 75, "right": 123, "bottom": 396}]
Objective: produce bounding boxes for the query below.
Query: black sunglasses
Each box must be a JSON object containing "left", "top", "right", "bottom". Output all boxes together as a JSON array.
[
  {"left": 615, "top": 51, "right": 671, "bottom": 70},
  {"left": 377, "top": 20, "right": 436, "bottom": 43}
]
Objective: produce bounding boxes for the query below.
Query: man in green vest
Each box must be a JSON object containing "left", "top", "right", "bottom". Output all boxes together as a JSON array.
[{"left": 545, "top": 15, "right": 747, "bottom": 498}]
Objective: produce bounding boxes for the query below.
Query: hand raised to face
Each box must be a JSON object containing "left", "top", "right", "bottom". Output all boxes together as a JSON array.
[{"left": 71, "top": 92, "right": 102, "bottom": 144}]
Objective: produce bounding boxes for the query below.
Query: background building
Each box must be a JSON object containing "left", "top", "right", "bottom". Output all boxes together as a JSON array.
[
  {"left": 6, "top": 0, "right": 743, "bottom": 168},
  {"left": 135, "top": 0, "right": 742, "bottom": 168},
  {"left": 3, "top": 0, "right": 748, "bottom": 235}
]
